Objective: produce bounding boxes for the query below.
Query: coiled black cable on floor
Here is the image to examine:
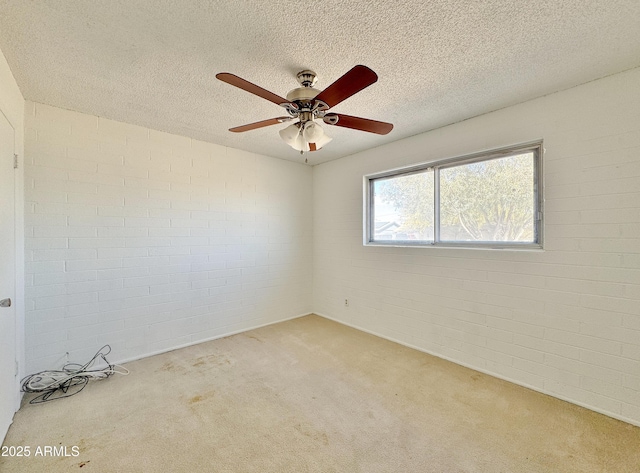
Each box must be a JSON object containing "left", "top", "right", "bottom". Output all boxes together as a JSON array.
[{"left": 20, "top": 345, "right": 129, "bottom": 404}]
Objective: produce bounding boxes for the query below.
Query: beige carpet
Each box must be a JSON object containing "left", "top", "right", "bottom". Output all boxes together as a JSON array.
[{"left": 2, "top": 315, "right": 639, "bottom": 472}]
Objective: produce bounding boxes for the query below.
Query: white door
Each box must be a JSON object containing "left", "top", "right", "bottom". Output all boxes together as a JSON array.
[{"left": 0, "top": 110, "right": 16, "bottom": 441}]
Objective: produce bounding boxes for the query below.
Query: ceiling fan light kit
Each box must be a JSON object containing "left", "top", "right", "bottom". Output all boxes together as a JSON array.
[
  {"left": 216, "top": 65, "right": 393, "bottom": 160},
  {"left": 278, "top": 121, "right": 333, "bottom": 153}
]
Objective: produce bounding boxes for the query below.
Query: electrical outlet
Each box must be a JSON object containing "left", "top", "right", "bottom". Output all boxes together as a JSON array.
[{"left": 344, "top": 299, "right": 349, "bottom": 307}]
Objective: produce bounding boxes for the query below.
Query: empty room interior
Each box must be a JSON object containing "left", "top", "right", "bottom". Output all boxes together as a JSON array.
[{"left": 1, "top": 1, "right": 640, "bottom": 472}]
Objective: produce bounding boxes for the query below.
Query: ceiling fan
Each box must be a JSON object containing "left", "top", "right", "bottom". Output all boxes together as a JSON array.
[{"left": 216, "top": 65, "right": 393, "bottom": 158}]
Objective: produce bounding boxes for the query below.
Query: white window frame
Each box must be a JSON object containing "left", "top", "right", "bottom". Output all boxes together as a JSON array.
[{"left": 364, "top": 141, "right": 543, "bottom": 249}]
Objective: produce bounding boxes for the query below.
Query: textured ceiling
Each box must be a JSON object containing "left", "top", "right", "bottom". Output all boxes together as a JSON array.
[{"left": 1, "top": 1, "right": 640, "bottom": 165}]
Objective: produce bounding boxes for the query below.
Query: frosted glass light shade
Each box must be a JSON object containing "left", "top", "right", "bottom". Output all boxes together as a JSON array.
[
  {"left": 280, "top": 120, "right": 331, "bottom": 152},
  {"left": 279, "top": 123, "right": 300, "bottom": 145},
  {"left": 313, "top": 132, "right": 332, "bottom": 149},
  {"left": 302, "top": 121, "right": 324, "bottom": 143},
  {"left": 291, "top": 133, "right": 310, "bottom": 152}
]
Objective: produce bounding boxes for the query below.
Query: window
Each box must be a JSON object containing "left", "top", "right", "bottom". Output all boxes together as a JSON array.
[{"left": 366, "top": 142, "right": 542, "bottom": 248}]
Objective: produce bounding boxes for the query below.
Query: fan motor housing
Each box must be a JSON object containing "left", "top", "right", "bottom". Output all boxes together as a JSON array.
[{"left": 286, "top": 86, "right": 321, "bottom": 102}]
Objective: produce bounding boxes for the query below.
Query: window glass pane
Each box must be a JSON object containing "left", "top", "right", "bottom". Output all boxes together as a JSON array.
[
  {"left": 439, "top": 153, "right": 535, "bottom": 242},
  {"left": 372, "top": 171, "right": 434, "bottom": 241}
]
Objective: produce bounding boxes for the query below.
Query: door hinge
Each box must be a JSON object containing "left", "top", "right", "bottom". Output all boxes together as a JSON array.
[{"left": 13, "top": 154, "right": 18, "bottom": 169}]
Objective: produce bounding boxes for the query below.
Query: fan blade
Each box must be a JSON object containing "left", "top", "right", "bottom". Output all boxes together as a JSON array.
[
  {"left": 309, "top": 143, "right": 317, "bottom": 152},
  {"left": 323, "top": 113, "right": 393, "bottom": 135},
  {"left": 313, "top": 65, "right": 378, "bottom": 108},
  {"left": 216, "top": 73, "right": 289, "bottom": 106},
  {"left": 229, "top": 117, "right": 292, "bottom": 133}
]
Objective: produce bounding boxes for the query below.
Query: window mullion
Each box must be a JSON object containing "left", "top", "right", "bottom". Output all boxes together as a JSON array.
[
  {"left": 368, "top": 179, "right": 375, "bottom": 243},
  {"left": 434, "top": 167, "right": 440, "bottom": 244}
]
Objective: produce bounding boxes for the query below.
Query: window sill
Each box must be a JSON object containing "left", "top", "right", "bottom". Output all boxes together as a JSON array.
[{"left": 364, "top": 241, "right": 544, "bottom": 251}]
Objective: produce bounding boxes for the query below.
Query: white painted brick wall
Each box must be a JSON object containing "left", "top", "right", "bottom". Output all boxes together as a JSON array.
[
  {"left": 24, "top": 102, "right": 313, "bottom": 373},
  {"left": 313, "top": 67, "right": 640, "bottom": 426}
]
